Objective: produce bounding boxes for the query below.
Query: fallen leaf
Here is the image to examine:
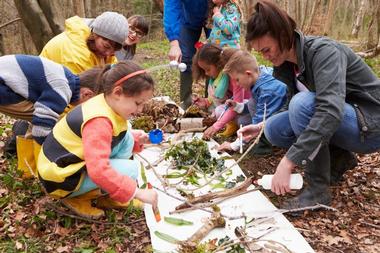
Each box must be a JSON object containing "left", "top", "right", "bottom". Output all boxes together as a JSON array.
[
  {"left": 15, "top": 241, "right": 23, "bottom": 250},
  {"left": 56, "top": 246, "right": 70, "bottom": 253}
]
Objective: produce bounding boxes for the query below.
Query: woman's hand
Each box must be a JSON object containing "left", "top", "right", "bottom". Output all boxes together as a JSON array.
[
  {"left": 217, "top": 141, "right": 233, "bottom": 152},
  {"left": 135, "top": 188, "right": 158, "bottom": 209},
  {"left": 237, "top": 124, "right": 262, "bottom": 142},
  {"left": 168, "top": 40, "right": 182, "bottom": 62},
  {"left": 203, "top": 126, "right": 218, "bottom": 139},
  {"left": 271, "top": 156, "right": 296, "bottom": 195}
]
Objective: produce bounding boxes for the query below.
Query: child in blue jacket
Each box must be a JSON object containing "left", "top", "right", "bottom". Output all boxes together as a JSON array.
[{"left": 218, "top": 51, "right": 287, "bottom": 153}]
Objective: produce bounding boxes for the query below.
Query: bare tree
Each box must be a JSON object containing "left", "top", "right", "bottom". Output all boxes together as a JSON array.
[
  {"left": 301, "top": 0, "right": 310, "bottom": 31},
  {"left": 72, "top": 0, "right": 85, "bottom": 17},
  {"left": 324, "top": 0, "right": 336, "bottom": 35},
  {"left": 366, "top": 0, "right": 380, "bottom": 49},
  {"left": 305, "top": 0, "right": 322, "bottom": 34},
  {"left": 13, "top": 0, "right": 64, "bottom": 52},
  {"left": 351, "top": 0, "right": 366, "bottom": 38}
]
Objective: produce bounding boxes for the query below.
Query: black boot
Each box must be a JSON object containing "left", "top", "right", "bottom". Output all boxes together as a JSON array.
[
  {"left": 281, "top": 145, "right": 331, "bottom": 210},
  {"left": 3, "top": 120, "right": 30, "bottom": 157},
  {"left": 329, "top": 145, "right": 357, "bottom": 185},
  {"left": 250, "top": 134, "right": 273, "bottom": 156},
  {"left": 180, "top": 71, "right": 193, "bottom": 110}
]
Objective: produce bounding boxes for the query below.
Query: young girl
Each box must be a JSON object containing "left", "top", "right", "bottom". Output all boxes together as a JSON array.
[
  {"left": 207, "top": 0, "right": 241, "bottom": 48},
  {"left": 37, "top": 61, "right": 158, "bottom": 219},
  {"left": 192, "top": 43, "right": 251, "bottom": 139},
  {"left": 116, "top": 15, "right": 149, "bottom": 61},
  {"left": 0, "top": 54, "right": 101, "bottom": 177}
]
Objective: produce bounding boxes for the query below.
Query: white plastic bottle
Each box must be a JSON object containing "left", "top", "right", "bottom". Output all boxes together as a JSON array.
[{"left": 257, "top": 173, "right": 303, "bottom": 190}]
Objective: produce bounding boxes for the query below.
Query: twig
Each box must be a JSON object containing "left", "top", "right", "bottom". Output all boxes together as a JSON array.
[
  {"left": 359, "top": 221, "right": 380, "bottom": 229},
  {"left": 278, "top": 203, "right": 338, "bottom": 214},
  {"left": 0, "top": 17, "right": 22, "bottom": 29},
  {"left": 170, "top": 188, "right": 259, "bottom": 215},
  {"left": 135, "top": 153, "right": 167, "bottom": 188}
]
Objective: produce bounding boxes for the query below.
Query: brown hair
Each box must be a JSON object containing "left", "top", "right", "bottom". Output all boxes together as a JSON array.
[
  {"left": 192, "top": 43, "right": 239, "bottom": 82},
  {"left": 223, "top": 50, "right": 258, "bottom": 74},
  {"left": 80, "top": 61, "right": 154, "bottom": 96},
  {"left": 122, "top": 15, "right": 149, "bottom": 57},
  {"left": 86, "top": 33, "right": 122, "bottom": 54},
  {"left": 78, "top": 67, "right": 105, "bottom": 94},
  {"left": 246, "top": 0, "right": 296, "bottom": 52}
]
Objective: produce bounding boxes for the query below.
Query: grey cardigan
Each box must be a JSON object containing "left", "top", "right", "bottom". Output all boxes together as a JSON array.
[{"left": 273, "top": 31, "right": 380, "bottom": 167}]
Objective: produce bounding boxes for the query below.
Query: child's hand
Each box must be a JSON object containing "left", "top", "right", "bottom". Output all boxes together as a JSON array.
[
  {"left": 217, "top": 141, "right": 233, "bottom": 152},
  {"left": 134, "top": 188, "right": 158, "bottom": 209},
  {"left": 203, "top": 126, "right": 218, "bottom": 139},
  {"left": 132, "top": 130, "right": 149, "bottom": 153},
  {"left": 237, "top": 124, "right": 261, "bottom": 142},
  {"left": 132, "top": 129, "right": 149, "bottom": 144},
  {"left": 193, "top": 96, "right": 209, "bottom": 108},
  {"left": 213, "top": 6, "right": 222, "bottom": 17},
  {"left": 225, "top": 99, "right": 236, "bottom": 108}
]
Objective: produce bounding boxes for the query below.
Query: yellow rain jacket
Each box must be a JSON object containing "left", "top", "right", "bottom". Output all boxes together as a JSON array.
[
  {"left": 40, "top": 16, "right": 117, "bottom": 74},
  {"left": 38, "top": 94, "right": 128, "bottom": 198}
]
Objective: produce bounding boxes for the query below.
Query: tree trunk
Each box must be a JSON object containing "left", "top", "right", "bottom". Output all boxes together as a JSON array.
[
  {"left": 13, "top": 0, "right": 55, "bottom": 52},
  {"left": 324, "top": 0, "right": 336, "bottom": 35},
  {"left": 39, "top": 0, "right": 64, "bottom": 34},
  {"left": 84, "top": 0, "right": 92, "bottom": 17},
  {"left": 301, "top": 0, "right": 310, "bottom": 31},
  {"left": 339, "top": 0, "right": 351, "bottom": 39},
  {"left": 305, "top": 0, "right": 322, "bottom": 34},
  {"left": 351, "top": 0, "right": 366, "bottom": 38},
  {"left": 0, "top": 33, "right": 4, "bottom": 56},
  {"left": 366, "top": 0, "right": 380, "bottom": 49},
  {"left": 153, "top": 0, "right": 163, "bottom": 13},
  {"left": 72, "top": 0, "right": 85, "bottom": 17}
]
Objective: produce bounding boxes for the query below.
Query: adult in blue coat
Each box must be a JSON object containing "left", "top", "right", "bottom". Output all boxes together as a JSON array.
[{"left": 164, "top": 0, "right": 210, "bottom": 109}]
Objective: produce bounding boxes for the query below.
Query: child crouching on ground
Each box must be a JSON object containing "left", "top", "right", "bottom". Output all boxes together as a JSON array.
[
  {"left": 0, "top": 54, "right": 101, "bottom": 177},
  {"left": 218, "top": 51, "right": 287, "bottom": 154},
  {"left": 192, "top": 43, "right": 251, "bottom": 139},
  {"left": 37, "top": 61, "right": 158, "bottom": 219}
]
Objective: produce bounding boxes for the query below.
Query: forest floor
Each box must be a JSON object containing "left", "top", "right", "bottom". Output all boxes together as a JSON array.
[{"left": 0, "top": 40, "right": 379, "bottom": 253}]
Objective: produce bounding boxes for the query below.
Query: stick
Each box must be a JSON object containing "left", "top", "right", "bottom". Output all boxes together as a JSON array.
[
  {"left": 175, "top": 177, "right": 253, "bottom": 210},
  {"left": 135, "top": 153, "right": 167, "bottom": 188},
  {"left": 239, "top": 124, "right": 243, "bottom": 154}
]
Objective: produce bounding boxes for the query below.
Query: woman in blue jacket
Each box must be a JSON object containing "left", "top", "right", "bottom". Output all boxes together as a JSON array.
[{"left": 163, "top": 0, "right": 210, "bottom": 109}]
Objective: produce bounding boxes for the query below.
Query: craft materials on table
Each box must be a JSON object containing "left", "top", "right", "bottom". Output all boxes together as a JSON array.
[{"left": 136, "top": 133, "right": 314, "bottom": 253}]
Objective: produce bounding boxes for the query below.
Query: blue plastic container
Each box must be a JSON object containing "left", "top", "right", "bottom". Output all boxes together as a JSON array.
[{"left": 149, "top": 129, "right": 163, "bottom": 144}]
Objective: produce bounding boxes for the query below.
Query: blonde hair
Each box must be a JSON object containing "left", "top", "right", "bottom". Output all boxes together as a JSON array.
[{"left": 223, "top": 50, "right": 259, "bottom": 74}]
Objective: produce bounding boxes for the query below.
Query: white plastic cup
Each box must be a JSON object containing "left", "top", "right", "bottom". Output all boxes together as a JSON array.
[{"left": 257, "top": 173, "right": 303, "bottom": 190}]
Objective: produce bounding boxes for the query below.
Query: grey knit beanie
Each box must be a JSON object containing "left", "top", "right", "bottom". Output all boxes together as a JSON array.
[{"left": 90, "top": 12, "right": 128, "bottom": 45}]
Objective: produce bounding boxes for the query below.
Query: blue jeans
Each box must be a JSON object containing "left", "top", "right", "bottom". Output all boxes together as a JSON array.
[
  {"left": 179, "top": 26, "right": 210, "bottom": 71},
  {"left": 264, "top": 92, "right": 380, "bottom": 153},
  {"left": 70, "top": 130, "right": 140, "bottom": 197}
]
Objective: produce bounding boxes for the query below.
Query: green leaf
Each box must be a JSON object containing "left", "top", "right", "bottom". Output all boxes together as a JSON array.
[
  {"left": 211, "top": 182, "right": 226, "bottom": 189},
  {"left": 164, "top": 172, "right": 187, "bottom": 178},
  {"left": 164, "top": 216, "right": 193, "bottom": 226},
  {"left": 141, "top": 164, "right": 147, "bottom": 185},
  {"left": 154, "top": 231, "right": 180, "bottom": 244}
]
